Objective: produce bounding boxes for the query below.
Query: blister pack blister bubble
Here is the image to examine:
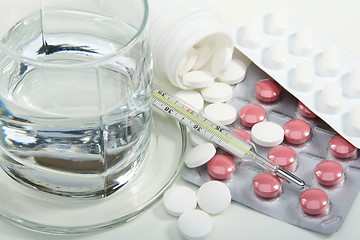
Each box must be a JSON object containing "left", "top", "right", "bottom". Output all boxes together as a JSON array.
[
  {"left": 233, "top": 9, "right": 360, "bottom": 149},
  {"left": 181, "top": 62, "right": 360, "bottom": 234}
]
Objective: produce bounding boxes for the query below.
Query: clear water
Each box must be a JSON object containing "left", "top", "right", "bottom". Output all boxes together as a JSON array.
[{"left": 0, "top": 10, "right": 152, "bottom": 198}]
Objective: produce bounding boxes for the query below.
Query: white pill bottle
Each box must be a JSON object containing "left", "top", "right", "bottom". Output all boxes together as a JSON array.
[{"left": 148, "top": 0, "right": 234, "bottom": 89}]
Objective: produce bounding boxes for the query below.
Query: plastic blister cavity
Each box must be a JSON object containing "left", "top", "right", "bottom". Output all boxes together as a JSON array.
[
  {"left": 181, "top": 63, "right": 360, "bottom": 234},
  {"left": 233, "top": 9, "right": 360, "bottom": 149}
]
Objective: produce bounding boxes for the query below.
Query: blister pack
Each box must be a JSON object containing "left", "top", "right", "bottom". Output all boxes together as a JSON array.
[
  {"left": 181, "top": 62, "right": 360, "bottom": 234},
  {"left": 233, "top": 9, "right": 360, "bottom": 148}
]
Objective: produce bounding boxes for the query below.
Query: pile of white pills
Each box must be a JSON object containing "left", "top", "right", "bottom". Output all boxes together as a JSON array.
[
  {"left": 175, "top": 54, "right": 248, "bottom": 127},
  {"left": 163, "top": 181, "right": 231, "bottom": 240}
]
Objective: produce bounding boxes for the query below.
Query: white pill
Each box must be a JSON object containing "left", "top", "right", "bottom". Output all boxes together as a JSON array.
[
  {"left": 266, "top": 40, "right": 288, "bottom": 69},
  {"left": 251, "top": 121, "right": 284, "bottom": 147},
  {"left": 201, "top": 82, "right": 233, "bottom": 103},
  {"left": 192, "top": 45, "right": 212, "bottom": 70},
  {"left": 178, "top": 210, "right": 213, "bottom": 240},
  {"left": 268, "top": 9, "right": 289, "bottom": 35},
  {"left": 294, "top": 62, "right": 314, "bottom": 90},
  {"left": 175, "top": 90, "right": 204, "bottom": 111},
  {"left": 241, "top": 19, "right": 263, "bottom": 48},
  {"left": 163, "top": 186, "right": 198, "bottom": 217},
  {"left": 179, "top": 48, "right": 198, "bottom": 75},
  {"left": 197, "top": 181, "right": 232, "bottom": 215},
  {"left": 320, "top": 45, "right": 341, "bottom": 76},
  {"left": 189, "top": 131, "right": 211, "bottom": 146},
  {"left": 204, "top": 103, "right": 237, "bottom": 125},
  {"left": 322, "top": 82, "right": 342, "bottom": 112},
  {"left": 182, "top": 70, "right": 215, "bottom": 89},
  {"left": 351, "top": 105, "right": 360, "bottom": 131},
  {"left": 293, "top": 26, "right": 314, "bottom": 56},
  {"left": 184, "top": 143, "right": 216, "bottom": 168},
  {"left": 349, "top": 65, "right": 360, "bottom": 96},
  {"left": 217, "top": 59, "right": 247, "bottom": 85},
  {"left": 210, "top": 47, "right": 233, "bottom": 76}
]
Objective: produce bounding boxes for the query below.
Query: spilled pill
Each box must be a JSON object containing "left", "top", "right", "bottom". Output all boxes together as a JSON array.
[
  {"left": 163, "top": 186, "right": 198, "bottom": 217},
  {"left": 251, "top": 121, "right": 284, "bottom": 147},
  {"left": 175, "top": 90, "right": 204, "bottom": 111},
  {"left": 197, "top": 181, "right": 231, "bottom": 215},
  {"left": 253, "top": 173, "right": 282, "bottom": 198},
  {"left": 314, "top": 160, "right": 344, "bottom": 187},
  {"left": 217, "top": 59, "right": 247, "bottom": 84},
  {"left": 192, "top": 45, "right": 212, "bottom": 71},
  {"left": 179, "top": 47, "right": 198, "bottom": 75},
  {"left": 178, "top": 209, "right": 213, "bottom": 240},
  {"left": 184, "top": 143, "right": 216, "bottom": 168},
  {"left": 201, "top": 82, "right": 233, "bottom": 103},
  {"left": 210, "top": 47, "right": 233, "bottom": 76},
  {"left": 182, "top": 70, "right": 214, "bottom": 89},
  {"left": 204, "top": 103, "right": 237, "bottom": 125}
]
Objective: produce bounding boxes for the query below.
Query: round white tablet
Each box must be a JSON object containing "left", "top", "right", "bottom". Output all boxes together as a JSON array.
[
  {"left": 201, "top": 82, "right": 233, "bottom": 103},
  {"left": 197, "top": 181, "right": 231, "bottom": 215},
  {"left": 163, "top": 186, "right": 198, "bottom": 217},
  {"left": 184, "top": 143, "right": 216, "bottom": 168},
  {"left": 175, "top": 90, "right": 204, "bottom": 111},
  {"left": 178, "top": 210, "right": 213, "bottom": 240},
  {"left": 204, "top": 103, "right": 237, "bottom": 125},
  {"left": 189, "top": 131, "right": 211, "bottom": 146},
  {"left": 210, "top": 47, "right": 233, "bottom": 76},
  {"left": 182, "top": 70, "right": 215, "bottom": 89},
  {"left": 251, "top": 121, "right": 284, "bottom": 147},
  {"left": 192, "top": 45, "right": 212, "bottom": 70},
  {"left": 179, "top": 47, "right": 198, "bottom": 75},
  {"left": 217, "top": 59, "right": 247, "bottom": 84}
]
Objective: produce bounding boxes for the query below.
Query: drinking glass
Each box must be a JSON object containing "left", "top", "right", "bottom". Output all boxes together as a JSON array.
[{"left": 0, "top": 0, "right": 152, "bottom": 198}]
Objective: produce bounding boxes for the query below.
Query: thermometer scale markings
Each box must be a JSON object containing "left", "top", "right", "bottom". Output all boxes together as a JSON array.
[{"left": 152, "top": 89, "right": 255, "bottom": 157}]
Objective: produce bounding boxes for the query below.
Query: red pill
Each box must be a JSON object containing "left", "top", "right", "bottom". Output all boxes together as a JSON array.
[
  {"left": 239, "top": 104, "right": 266, "bottom": 128},
  {"left": 207, "top": 154, "right": 235, "bottom": 180},
  {"left": 314, "top": 160, "right": 344, "bottom": 187},
  {"left": 299, "top": 188, "right": 329, "bottom": 215},
  {"left": 253, "top": 173, "right": 281, "bottom": 198},
  {"left": 298, "top": 101, "right": 317, "bottom": 119},
  {"left": 255, "top": 79, "right": 282, "bottom": 103},
  {"left": 233, "top": 129, "right": 251, "bottom": 143},
  {"left": 329, "top": 135, "right": 357, "bottom": 159},
  {"left": 283, "top": 119, "right": 311, "bottom": 144},
  {"left": 268, "top": 146, "right": 297, "bottom": 172}
]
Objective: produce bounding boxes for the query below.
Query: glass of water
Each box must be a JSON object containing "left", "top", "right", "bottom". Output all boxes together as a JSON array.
[{"left": 0, "top": 0, "right": 152, "bottom": 198}]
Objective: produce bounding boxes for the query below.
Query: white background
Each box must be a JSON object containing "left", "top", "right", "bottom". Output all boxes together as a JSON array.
[{"left": 1, "top": 0, "right": 360, "bottom": 239}]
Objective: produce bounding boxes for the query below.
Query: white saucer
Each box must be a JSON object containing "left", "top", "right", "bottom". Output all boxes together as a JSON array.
[{"left": 0, "top": 109, "right": 186, "bottom": 234}]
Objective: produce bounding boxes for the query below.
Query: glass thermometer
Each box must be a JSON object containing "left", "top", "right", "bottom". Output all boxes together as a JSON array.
[{"left": 152, "top": 84, "right": 306, "bottom": 190}]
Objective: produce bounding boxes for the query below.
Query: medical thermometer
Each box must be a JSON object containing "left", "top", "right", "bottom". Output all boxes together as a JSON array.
[{"left": 152, "top": 84, "right": 306, "bottom": 190}]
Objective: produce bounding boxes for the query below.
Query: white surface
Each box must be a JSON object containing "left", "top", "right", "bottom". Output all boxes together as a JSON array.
[
  {"left": 217, "top": 59, "right": 247, "bottom": 84},
  {"left": 2, "top": 0, "right": 360, "bottom": 239},
  {"left": 197, "top": 181, "right": 231, "bottom": 215},
  {"left": 201, "top": 82, "right": 233, "bottom": 103},
  {"left": 175, "top": 90, "right": 205, "bottom": 111},
  {"left": 182, "top": 70, "right": 215, "bottom": 89},
  {"left": 204, "top": 103, "right": 237, "bottom": 125}
]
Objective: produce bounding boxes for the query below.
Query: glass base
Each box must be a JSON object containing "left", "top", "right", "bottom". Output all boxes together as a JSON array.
[{"left": 0, "top": 109, "right": 186, "bottom": 234}]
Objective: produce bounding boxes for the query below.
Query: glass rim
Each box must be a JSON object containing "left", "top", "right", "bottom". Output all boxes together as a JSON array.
[{"left": 0, "top": 0, "right": 149, "bottom": 69}]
